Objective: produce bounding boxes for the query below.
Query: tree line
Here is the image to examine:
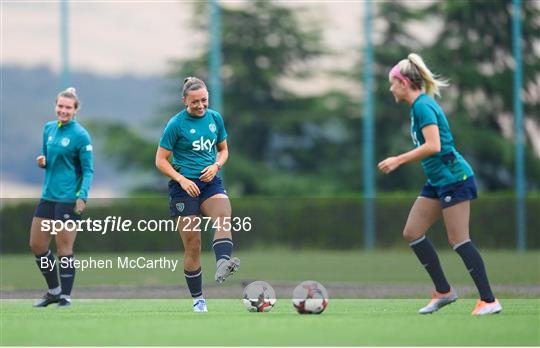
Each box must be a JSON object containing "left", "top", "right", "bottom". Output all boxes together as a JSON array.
[{"left": 92, "top": 1, "right": 540, "bottom": 196}]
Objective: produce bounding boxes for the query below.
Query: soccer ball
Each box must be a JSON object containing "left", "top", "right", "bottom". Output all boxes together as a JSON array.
[
  {"left": 242, "top": 281, "right": 277, "bottom": 312},
  {"left": 292, "top": 280, "right": 329, "bottom": 314}
]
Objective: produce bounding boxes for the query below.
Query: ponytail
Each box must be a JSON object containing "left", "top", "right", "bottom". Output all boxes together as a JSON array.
[
  {"left": 389, "top": 53, "right": 449, "bottom": 98},
  {"left": 406, "top": 53, "right": 448, "bottom": 97}
]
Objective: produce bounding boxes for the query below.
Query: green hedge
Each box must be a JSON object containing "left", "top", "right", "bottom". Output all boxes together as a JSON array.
[{"left": 1, "top": 196, "right": 538, "bottom": 253}]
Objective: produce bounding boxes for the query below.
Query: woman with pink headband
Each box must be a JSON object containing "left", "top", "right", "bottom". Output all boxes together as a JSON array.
[{"left": 378, "top": 53, "right": 501, "bottom": 316}]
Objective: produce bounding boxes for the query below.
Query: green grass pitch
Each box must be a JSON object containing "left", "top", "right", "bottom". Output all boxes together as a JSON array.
[
  {"left": 1, "top": 299, "right": 539, "bottom": 346},
  {"left": 1, "top": 250, "right": 539, "bottom": 345}
]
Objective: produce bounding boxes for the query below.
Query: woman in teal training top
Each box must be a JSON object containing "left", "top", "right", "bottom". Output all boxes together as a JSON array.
[
  {"left": 378, "top": 53, "right": 501, "bottom": 316},
  {"left": 156, "top": 77, "right": 240, "bottom": 312},
  {"left": 30, "top": 87, "right": 94, "bottom": 308}
]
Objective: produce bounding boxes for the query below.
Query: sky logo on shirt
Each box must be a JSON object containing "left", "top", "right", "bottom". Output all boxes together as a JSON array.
[{"left": 192, "top": 137, "right": 216, "bottom": 152}]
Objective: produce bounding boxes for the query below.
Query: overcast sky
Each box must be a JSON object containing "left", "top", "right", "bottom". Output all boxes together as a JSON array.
[{"left": 2, "top": 1, "right": 365, "bottom": 77}]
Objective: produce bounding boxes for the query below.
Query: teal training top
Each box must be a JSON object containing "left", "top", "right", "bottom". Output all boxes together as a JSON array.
[
  {"left": 159, "top": 109, "right": 227, "bottom": 179},
  {"left": 410, "top": 94, "right": 473, "bottom": 187},
  {"left": 40, "top": 120, "right": 94, "bottom": 202}
]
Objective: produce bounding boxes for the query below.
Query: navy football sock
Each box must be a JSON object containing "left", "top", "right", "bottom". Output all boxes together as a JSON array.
[
  {"left": 35, "top": 250, "right": 60, "bottom": 293},
  {"left": 212, "top": 238, "right": 233, "bottom": 263},
  {"left": 454, "top": 240, "right": 495, "bottom": 303},
  {"left": 184, "top": 267, "right": 203, "bottom": 298},
  {"left": 409, "top": 236, "right": 451, "bottom": 293},
  {"left": 58, "top": 254, "right": 76, "bottom": 296}
]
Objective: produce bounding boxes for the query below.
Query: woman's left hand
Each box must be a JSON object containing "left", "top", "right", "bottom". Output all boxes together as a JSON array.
[
  {"left": 378, "top": 156, "right": 401, "bottom": 174},
  {"left": 199, "top": 164, "right": 219, "bottom": 182},
  {"left": 74, "top": 198, "right": 86, "bottom": 215}
]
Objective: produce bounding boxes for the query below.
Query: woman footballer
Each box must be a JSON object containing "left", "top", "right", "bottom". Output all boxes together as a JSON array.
[
  {"left": 156, "top": 77, "right": 240, "bottom": 312},
  {"left": 378, "top": 54, "right": 502, "bottom": 315},
  {"left": 31, "top": 87, "right": 94, "bottom": 308}
]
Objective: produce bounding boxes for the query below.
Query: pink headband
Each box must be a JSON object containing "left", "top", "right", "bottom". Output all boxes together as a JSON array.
[{"left": 390, "top": 64, "right": 410, "bottom": 85}]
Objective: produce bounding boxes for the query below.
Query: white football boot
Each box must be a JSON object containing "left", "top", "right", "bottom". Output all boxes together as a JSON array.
[
  {"left": 215, "top": 257, "right": 240, "bottom": 284},
  {"left": 471, "top": 299, "right": 502, "bottom": 315},
  {"left": 418, "top": 288, "right": 458, "bottom": 314},
  {"left": 193, "top": 298, "right": 208, "bottom": 312}
]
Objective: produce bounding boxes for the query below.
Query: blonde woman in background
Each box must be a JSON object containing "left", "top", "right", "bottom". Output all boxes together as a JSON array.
[{"left": 378, "top": 54, "right": 501, "bottom": 315}]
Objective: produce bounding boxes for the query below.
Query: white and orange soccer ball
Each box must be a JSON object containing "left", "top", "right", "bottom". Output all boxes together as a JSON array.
[
  {"left": 292, "top": 280, "right": 329, "bottom": 314},
  {"left": 242, "top": 281, "right": 277, "bottom": 312}
]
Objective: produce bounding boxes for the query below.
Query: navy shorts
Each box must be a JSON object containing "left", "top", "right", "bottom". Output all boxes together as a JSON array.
[
  {"left": 34, "top": 199, "right": 82, "bottom": 221},
  {"left": 169, "top": 176, "right": 227, "bottom": 217},
  {"left": 420, "top": 176, "right": 478, "bottom": 209}
]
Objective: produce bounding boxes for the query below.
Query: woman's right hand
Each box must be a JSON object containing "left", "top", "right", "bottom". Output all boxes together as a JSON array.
[
  {"left": 179, "top": 178, "right": 200, "bottom": 197},
  {"left": 37, "top": 155, "right": 46, "bottom": 168}
]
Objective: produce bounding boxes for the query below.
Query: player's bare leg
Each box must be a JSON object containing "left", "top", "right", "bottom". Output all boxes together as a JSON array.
[{"left": 402, "top": 197, "right": 441, "bottom": 242}]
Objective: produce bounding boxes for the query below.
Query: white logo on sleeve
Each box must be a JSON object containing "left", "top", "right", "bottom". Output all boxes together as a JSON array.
[
  {"left": 192, "top": 137, "right": 216, "bottom": 152},
  {"left": 85, "top": 144, "right": 93, "bottom": 151},
  {"left": 61, "top": 138, "right": 70, "bottom": 147},
  {"left": 209, "top": 123, "right": 217, "bottom": 133},
  {"left": 190, "top": 129, "right": 196, "bottom": 134}
]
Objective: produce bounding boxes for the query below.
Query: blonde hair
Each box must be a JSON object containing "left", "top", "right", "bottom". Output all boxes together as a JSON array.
[
  {"left": 56, "top": 87, "right": 80, "bottom": 110},
  {"left": 182, "top": 76, "right": 207, "bottom": 97},
  {"left": 396, "top": 53, "right": 449, "bottom": 97}
]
